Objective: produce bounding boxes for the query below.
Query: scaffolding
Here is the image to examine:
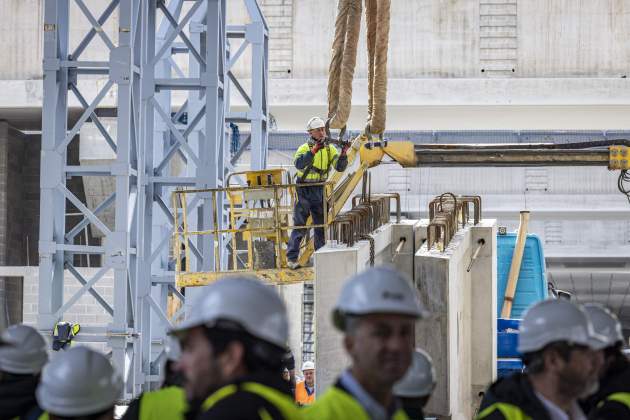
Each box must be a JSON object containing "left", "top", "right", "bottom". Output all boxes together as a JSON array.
[{"left": 39, "top": 0, "right": 268, "bottom": 397}]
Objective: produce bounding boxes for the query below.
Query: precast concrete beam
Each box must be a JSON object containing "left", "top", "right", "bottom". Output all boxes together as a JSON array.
[
  {"left": 313, "top": 223, "right": 393, "bottom": 394},
  {"left": 414, "top": 219, "right": 497, "bottom": 420}
]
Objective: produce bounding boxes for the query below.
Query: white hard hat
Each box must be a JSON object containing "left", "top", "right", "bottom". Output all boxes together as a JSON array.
[
  {"left": 36, "top": 346, "right": 122, "bottom": 417},
  {"left": 306, "top": 117, "right": 325, "bottom": 131},
  {"left": 302, "top": 360, "right": 315, "bottom": 371},
  {"left": 583, "top": 303, "right": 624, "bottom": 348},
  {"left": 517, "top": 299, "right": 608, "bottom": 354},
  {"left": 0, "top": 324, "right": 48, "bottom": 374},
  {"left": 332, "top": 265, "right": 427, "bottom": 331},
  {"left": 393, "top": 349, "right": 436, "bottom": 398},
  {"left": 165, "top": 335, "right": 182, "bottom": 362},
  {"left": 172, "top": 276, "right": 288, "bottom": 348}
]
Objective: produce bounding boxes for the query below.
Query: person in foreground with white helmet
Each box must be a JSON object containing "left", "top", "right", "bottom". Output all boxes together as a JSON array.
[
  {"left": 172, "top": 276, "right": 301, "bottom": 420},
  {"left": 476, "top": 299, "right": 607, "bottom": 420},
  {"left": 305, "top": 265, "right": 427, "bottom": 420},
  {"left": 122, "top": 336, "right": 187, "bottom": 420},
  {"left": 0, "top": 324, "right": 48, "bottom": 419},
  {"left": 295, "top": 361, "right": 316, "bottom": 406},
  {"left": 286, "top": 116, "right": 349, "bottom": 269},
  {"left": 36, "top": 346, "right": 121, "bottom": 420},
  {"left": 393, "top": 349, "right": 436, "bottom": 420},
  {"left": 580, "top": 303, "right": 630, "bottom": 419}
]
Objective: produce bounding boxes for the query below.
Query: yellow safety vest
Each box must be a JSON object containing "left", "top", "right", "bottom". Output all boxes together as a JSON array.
[
  {"left": 304, "top": 385, "right": 410, "bottom": 420},
  {"left": 476, "top": 402, "right": 532, "bottom": 420},
  {"left": 294, "top": 143, "right": 339, "bottom": 182},
  {"left": 202, "top": 381, "right": 302, "bottom": 420},
  {"left": 139, "top": 386, "right": 187, "bottom": 420},
  {"left": 597, "top": 391, "right": 630, "bottom": 410}
]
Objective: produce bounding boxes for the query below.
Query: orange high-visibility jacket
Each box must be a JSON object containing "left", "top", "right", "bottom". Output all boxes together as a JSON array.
[{"left": 295, "top": 381, "right": 315, "bottom": 406}]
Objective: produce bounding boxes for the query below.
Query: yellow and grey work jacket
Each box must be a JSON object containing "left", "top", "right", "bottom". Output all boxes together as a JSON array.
[
  {"left": 294, "top": 143, "right": 340, "bottom": 183},
  {"left": 304, "top": 384, "right": 410, "bottom": 420},
  {"left": 139, "top": 386, "right": 187, "bottom": 420},
  {"left": 201, "top": 381, "right": 302, "bottom": 420}
]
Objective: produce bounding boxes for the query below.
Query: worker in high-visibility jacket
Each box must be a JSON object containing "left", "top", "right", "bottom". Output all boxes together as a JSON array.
[
  {"left": 36, "top": 346, "right": 122, "bottom": 420},
  {"left": 476, "top": 300, "right": 607, "bottom": 420},
  {"left": 121, "top": 336, "right": 187, "bottom": 420},
  {"left": 286, "top": 116, "right": 349, "bottom": 269},
  {"left": 295, "top": 361, "right": 315, "bottom": 406},
  {"left": 304, "top": 266, "right": 427, "bottom": 420},
  {"left": 172, "top": 276, "right": 302, "bottom": 420},
  {"left": 0, "top": 324, "right": 48, "bottom": 420},
  {"left": 580, "top": 303, "right": 630, "bottom": 419}
]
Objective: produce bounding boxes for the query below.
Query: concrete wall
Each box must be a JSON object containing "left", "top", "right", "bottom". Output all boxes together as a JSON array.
[
  {"left": 2, "top": 0, "right": 630, "bottom": 131},
  {"left": 3, "top": 0, "right": 629, "bottom": 80}
]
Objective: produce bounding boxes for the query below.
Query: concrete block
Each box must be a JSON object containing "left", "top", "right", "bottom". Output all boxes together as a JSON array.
[
  {"left": 391, "top": 220, "right": 421, "bottom": 279},
  {"left": 313, "top": 223, "right": 394, "bottom": 393},
  {"left": 314, "top": 243, "right": 357, "bottom": 394},
  {"left": 414, "top": 220, "right": 497, "bottom": 420},
  {"left": 470, "top": 221, "right": 498, "bottom": 405},
  {"left": 275, "top": 282, "right": 304, "bottom": 370}
]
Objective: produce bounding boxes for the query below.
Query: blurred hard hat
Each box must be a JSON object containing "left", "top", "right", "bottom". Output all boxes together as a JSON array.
[
  {"left": 583, "top": 303, "right": 624, "bottom": 348},
  {"left": 0, "top": 324, "right": 48, "bottom": 374},
  {"left": 172, "top": 276, "right": 288, "bottom": 348},
  {"left": 36, "top": 346, "right": 122, "bottom": 417},
  {"left": 518, "top": 299, "right": 607, "bottom": 353},
  {"left": 306, "top": 117, "right": 325, "bottom": 131},
  {"left": 393, "top": 349, "right": 436, "bottom": 398},
  {"left": 332, "top": 266, "right": 427, "bottom": 331},
  {"left": 165, "top": 335, "right": 182, "bottom": 362}
]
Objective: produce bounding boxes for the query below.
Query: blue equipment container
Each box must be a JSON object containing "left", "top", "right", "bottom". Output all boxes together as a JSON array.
[
  {"left": 496, "top": 233, "right": 548, "bottom": 319},
  {"left": 497, "top": 318, "right": 520, "bottom": 358},
  {"left": 497, "top": 318, "right": 523, "bottom": 378}
]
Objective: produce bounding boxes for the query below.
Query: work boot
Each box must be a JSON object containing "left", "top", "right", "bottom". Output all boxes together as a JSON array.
[{"left": 287, "top": 260, "right": 300, "bottom": 270}]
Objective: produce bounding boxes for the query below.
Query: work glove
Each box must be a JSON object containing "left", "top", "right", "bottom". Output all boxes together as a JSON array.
[
  {"left": 311, "top": 141, "right": 324, "bottom": 154},
  {"left": 341, "top": 143, "right": 350, "bottom": 155}
]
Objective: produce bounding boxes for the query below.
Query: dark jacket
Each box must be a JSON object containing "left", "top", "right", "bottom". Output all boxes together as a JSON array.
[
  {"left": 477, "top": 372, "right": 551, "bottom": 420},
  {"left": 585, "top": 355, "right": 630, "bottom": 420},
  {"left": 0, "top": 374, "right": 42, "bottom": 420},
  {"left": 195, "top": 370, "right": 298, "bottom": 420}
]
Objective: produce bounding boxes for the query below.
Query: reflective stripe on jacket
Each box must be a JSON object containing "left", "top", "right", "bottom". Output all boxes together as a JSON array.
[
  {"left": 202, "top": 381, "right": 302, "bottom": 420},
  {"left": 476, "top": 402, "right": 532, "bottom": 420},
  {"left": 304, "top": 384, "right": 409, "bottom": 420},
  {"left": 139, "top": 386, "right": 187, "bottom": 420},
  {"left": 294, "top": 143, "right": 338, "bottom": 182},
  {"left": 295, "top": 381, "right": 315, "bottom": 406}
]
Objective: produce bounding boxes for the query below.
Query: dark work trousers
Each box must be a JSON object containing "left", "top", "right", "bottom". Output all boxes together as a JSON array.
[{"left": 287, "top": 184, "right": 325, "bottom": 262}]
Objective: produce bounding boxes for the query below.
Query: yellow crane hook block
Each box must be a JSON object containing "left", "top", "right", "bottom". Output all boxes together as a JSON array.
[
  {"left": 609, "top": 146, "right": 630, "bottom": 170},
  {"left": 359, "top": 141, "right": 417, "bottom": 168}
]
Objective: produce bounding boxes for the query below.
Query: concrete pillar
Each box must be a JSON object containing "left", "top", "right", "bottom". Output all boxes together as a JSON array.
[
  {"left": 470, "top": 221, "right": 497, "bottom": 404},
  {"left": 276, "top": 282, "right": 305, "bottom": 374},
  {"left": 414, "top": 219, "right": 497, "bottom": 420},
  {"left": 391, "top": 220, "right": 423, "bottom": 280},
  {"left": 313, "top": 223, "right": 394, "bottom": 394}
]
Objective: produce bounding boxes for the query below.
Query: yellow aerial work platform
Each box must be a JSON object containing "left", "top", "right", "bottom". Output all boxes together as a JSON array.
[{"left": 172, "top": 168, "right": 332, "bottom": 287}]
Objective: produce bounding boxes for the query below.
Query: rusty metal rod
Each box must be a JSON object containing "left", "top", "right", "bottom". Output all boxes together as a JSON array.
[{"left": 466, "top": 238, "right": 486, "bottom": 273}]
